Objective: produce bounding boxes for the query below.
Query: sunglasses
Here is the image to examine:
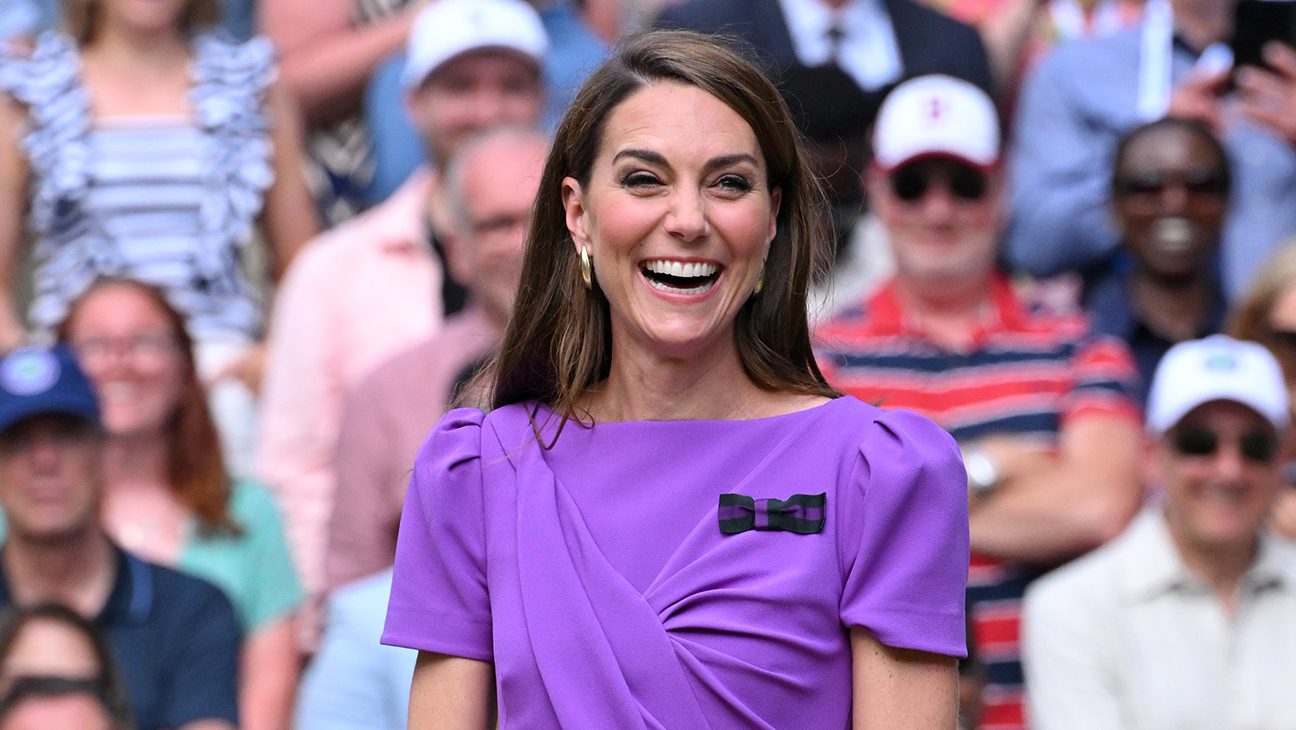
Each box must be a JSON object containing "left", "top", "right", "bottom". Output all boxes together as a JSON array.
[
  {"left": 1170, "top": 423, "right": 1278, "bottom": 464},
  {"left": 889, "top": 162, "right": 989, "bottom": 203},
  {"left": 1112, "top": 169, "right": 1228, "bottom": 199},
  {"left": 1267, "top": 328, "right": 1296, "bottom": 350}
]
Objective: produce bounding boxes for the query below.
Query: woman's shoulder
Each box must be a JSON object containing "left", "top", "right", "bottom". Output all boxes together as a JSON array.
[
  {"left": 225, "top": 478, "right": 283, "bottom": 524},
  {"left": 0, "top": 32, "right": 79, "bottom": 107},
  {"left": 190, "top": 31, "right": 276, "bottom": 98}
]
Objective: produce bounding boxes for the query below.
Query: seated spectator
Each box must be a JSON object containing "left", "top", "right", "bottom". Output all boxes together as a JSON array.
[
  {"left": 654, "top": 0, "right": 993, "bottom": 265},
  {"left": 255, "top": 0, "right": 548, "bottom": 644},
  {"left": 326, "top": 126, "right": 547, "bottom": 589},
  {"left": 258, "top": 0, "right": 424, "bottom": 223},
  {"left": 56, "top": 280, "right": 303, "bottom": 730},
  {"left": 363, "top": 0, "right": 610, "bottom": 203},
  {"left": 1023, "top": 335, "right": 1296, "bottom": 730},
  {"left": 292, "top": 569, "right": 412, "bottom": 730},
  {"left": 814, "top": 75, "right": 1143, "bottom": 730},
  {"left": 1228, "top": 240, "right": 1296, "bottom": 540},
  {"left": 1007, "top": 0, "right": 1296, "bottom": 301},
  {"left": 0, "top": 0, "right": 318, "bottom": 477},
  {"left": 0, "top": 346, "right": 241, "bottom": 730},
  {"left": 1085, "top": 117, "right": 1230, "bottom": 405},
  {"left": 0, "top": 676, "right": 126, "bottom": 730},
  {"left": 0, "top": 603, "right": 132, "bottom": 726}
]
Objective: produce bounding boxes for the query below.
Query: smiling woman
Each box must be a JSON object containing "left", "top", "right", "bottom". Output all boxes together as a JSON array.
[{"left": 383, "top": 30, "right": 971, "bottom": 730}]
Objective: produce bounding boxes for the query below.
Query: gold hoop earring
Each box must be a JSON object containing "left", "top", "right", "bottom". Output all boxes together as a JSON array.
[
  {"left": 579, "top": 246, "right": 592, "bottom": 290},
  {"left": 753, "top": 263, "right": 765, "bottom": 295}
]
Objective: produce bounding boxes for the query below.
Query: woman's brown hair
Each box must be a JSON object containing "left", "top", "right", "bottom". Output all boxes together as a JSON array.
[
  {"left": 62, "top": 0, "right": 222, "bottom": 45},
  {"left": 0, "top": 603, "right": 134, "bottom": 728},
  {"left": 1228, "top": 239, "right": 1296, "bottom": 380},
  {"left": 482, "top": 30, "right": 838, "bottom": 426},
  {"left": 57, "top": 279, "right": 237, "bottom": 535}
]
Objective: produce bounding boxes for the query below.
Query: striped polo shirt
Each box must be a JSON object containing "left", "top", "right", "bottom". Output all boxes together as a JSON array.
[{"left": 814, "top": 273, "right": 1140, "bottom": 730}]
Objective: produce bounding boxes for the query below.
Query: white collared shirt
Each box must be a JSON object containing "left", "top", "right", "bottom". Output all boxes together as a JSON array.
[
  {"left": 1023, "top": 508, "right": 1296, "bottom": 730},
  {"left": 776, "top": 0, "right": 902, "bottom": 91}
]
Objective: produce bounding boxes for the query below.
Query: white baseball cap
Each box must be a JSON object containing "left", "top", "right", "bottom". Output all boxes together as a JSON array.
[
  {"left": 872, "top": 75, "right": 1000, "bottom": 172},
  {"left": 1146, "top": 335, "right": 1290, "bottom": 435},
  {"left": 401, "top": 0, "right": 549, "bottom": 92}
]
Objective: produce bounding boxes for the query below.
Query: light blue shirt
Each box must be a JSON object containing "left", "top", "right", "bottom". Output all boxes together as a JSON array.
[
  {"left": 294, "top": 570, "right": 415, "bottom": 730},
  {"left": 1006, "top": 24, "right": 1296, "bottom": 300}
]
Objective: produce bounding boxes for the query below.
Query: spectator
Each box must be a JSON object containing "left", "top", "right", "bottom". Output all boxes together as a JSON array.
[
  {"left": 258, "top": 0, "right": 423, "bottom": 223},
  {"left": 0, "top": 603, "right": 133, "bottom": 728},
  {"left": 364, "top": 0, "right": 611, "bottom": 204},
  {"left": 0, "top": 0, "right": 318, "bottom": 477},
  {"left": 326, "top": 126, "right": 547, "bottom": 590},
  {"left": 814, "top": 75, "right": 1143, "bottom": 730},
  {"left": 1085, "top": 117, "right": 1230, "bottom": 405},
  {"left": 1006, "top": 0, "right": 1296, "bottom": 301},
  {"left": 255, "top": 0, "right": 547, "bottom": 644},
  {"left": 292, "top": 570, "right": 412, "bottom": 730},
  {"left": 0, "top": 346, "right": 241, "bottom": 730},
  {"left": 1228, "top": 240, "right": 1296, "bottom": 540},
  {"left": 57, "top": 280, "right": 303, "bottom": 730},
  {"left": 0, "top": 676, "right": 126, "bottom": 730},
  {"left": 655, "top": 0, "right": 993, "bottom": 257},
  {"left": 1023, "top": 335, "right": 1296, "bottom": 730}
]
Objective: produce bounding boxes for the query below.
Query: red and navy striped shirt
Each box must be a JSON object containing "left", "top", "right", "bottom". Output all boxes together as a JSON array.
[{"left": 814, "top": 274, "right": 1140, "bottom": 730}]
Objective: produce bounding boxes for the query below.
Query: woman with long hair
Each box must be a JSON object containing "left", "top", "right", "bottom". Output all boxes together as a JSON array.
[
  {"left": 384, "top": 30, "right": 970, "bottom": 728},
  {"left": 58, "top": 279, "right": 303, "bottom": 730}
]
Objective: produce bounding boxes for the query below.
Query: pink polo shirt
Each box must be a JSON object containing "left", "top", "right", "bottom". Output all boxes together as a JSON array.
[
  {"left": 256, "top": 171, "right": 443, "bottom": 607},
  {"left": 326, "top": 306, "right": 499, "bottom": 589}
]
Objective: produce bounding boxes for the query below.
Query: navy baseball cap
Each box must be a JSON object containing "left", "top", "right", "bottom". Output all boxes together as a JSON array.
[{"left": 0, "top": 346, "right": 100, "bottom": 435}]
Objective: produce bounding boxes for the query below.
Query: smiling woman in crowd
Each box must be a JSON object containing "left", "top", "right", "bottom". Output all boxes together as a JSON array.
[{"left": 382, "top": 30, "right": 970, "bottom": 729}]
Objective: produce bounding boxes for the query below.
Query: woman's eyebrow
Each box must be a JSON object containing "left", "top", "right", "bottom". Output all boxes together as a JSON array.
[{"left": 611, "top": 149, "right": 761, "bottom": 172}]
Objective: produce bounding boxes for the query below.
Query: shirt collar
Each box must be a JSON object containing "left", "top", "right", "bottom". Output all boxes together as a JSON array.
[
  {"left": 864, "top": 272, "right": 1024, "bottom": 341},
  {"left": 372, "top": 168, "right": 437, "bottom": 254},
  {"left": 1118, "top": 507, "right": 1296, "bottom": 602},
  {"left": 0, "top": 542, "right": 150, "bottom": 625}
]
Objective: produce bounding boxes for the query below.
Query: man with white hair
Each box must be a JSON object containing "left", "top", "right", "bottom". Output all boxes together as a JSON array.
[
  {"left": 1024, "top": 335, "right": 1296, "bottom": 729},
  {"left": 815, "top": 75, "right": 1143, "bottom": 730}
]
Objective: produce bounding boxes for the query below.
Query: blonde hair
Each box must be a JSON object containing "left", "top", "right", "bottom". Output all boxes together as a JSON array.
[
  {"left": 62, "top": 0, "right": 222, "bottom": 44},
  {"left": 1228, "top": 239, "right": 1296, "bottom": 379}
]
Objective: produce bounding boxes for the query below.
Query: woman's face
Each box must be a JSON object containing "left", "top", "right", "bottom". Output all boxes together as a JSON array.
[
  {"left": 562, "top": 81, "right": 780, "bottom": 363},
  {"left": 1, "top": 618, "right": 101, "bottom": 683},
  {"left": 65, "top": 286, "right": 186, "bottom": 440}
]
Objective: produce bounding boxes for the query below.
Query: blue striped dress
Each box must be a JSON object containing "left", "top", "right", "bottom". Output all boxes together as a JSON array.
[{"left": 0, "top": 31, "right": 275, "bottom": 339}]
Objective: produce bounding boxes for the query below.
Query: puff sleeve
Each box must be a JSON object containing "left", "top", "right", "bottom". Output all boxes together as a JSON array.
[
  {"left": 381, "top": 408, "right": 492, "bottom": 661},
  {"left": 838, "top": 408, "right": 970, "bottom": 657}
]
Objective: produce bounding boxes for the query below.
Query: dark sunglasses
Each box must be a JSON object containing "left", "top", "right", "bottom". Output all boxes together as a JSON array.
[
  {"left": 1170, "top": 423, "right": 1278, "bottom": 464},
  {"left": 889, "top": 163, "right": 988, "bottom": 203},
  {"left": 1113, "top": 169, "right": 1228, "bottom": 199},
  {"left": 1267, "top": 328, "right": 1296, "bottom": 350}
]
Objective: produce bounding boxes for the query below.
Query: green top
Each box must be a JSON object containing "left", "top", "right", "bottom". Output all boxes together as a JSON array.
[{"left": 178, "top": 480, "right": 304, "bottom": 632}]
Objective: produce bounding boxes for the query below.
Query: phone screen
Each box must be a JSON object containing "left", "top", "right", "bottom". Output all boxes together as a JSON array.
[{"left": 1231, "top": 0, "right": 1296, "bottom": 71}]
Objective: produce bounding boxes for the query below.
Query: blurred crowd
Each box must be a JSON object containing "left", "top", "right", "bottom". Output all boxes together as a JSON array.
[{"left": 2, "top": 0, "right": 1296, "bottom": 728}]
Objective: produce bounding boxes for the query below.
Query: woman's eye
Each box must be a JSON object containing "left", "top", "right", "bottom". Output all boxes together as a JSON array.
[
  {"left": 620, "top": 171, "right": 663, "bottom": 188},
  {"left": 714, "top": 174, "right": 753, "bottom": 194}
]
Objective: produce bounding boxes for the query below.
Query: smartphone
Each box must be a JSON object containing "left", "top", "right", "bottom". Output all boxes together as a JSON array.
[{"left": 1231, "top": 0, "right": 1296, "bottom": 71}]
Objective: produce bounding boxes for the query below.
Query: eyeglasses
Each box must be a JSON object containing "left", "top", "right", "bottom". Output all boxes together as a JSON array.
[
  {"left": 70, "top": 334, "right": 178, "bottom": 368},
  {"left": 1112, "top": 169, "right": 1228, "bottom": 199},
  {"left": 889, "top": 162, "right": 989, "bottom": 203},
  {"left": 1169, "top": 423, "right": 1278, "bottom": 464}
]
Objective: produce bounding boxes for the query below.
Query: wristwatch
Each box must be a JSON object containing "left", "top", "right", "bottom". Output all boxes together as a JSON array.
[{"left": 962, "top": 446, "right": 1001, "bottom": 496}]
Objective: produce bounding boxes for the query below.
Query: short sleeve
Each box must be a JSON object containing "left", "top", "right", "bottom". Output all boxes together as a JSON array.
[
  {"left": 381, "top": 408, "right": 492, "bottom": 661},
  {"left": 155, "top": 568, "right": 242, "bottom": 728},
  {"left": 838, "top": 408, "right": 970, "bottom": 657},
  {"left": 230, "top": 481, "right": 305, "bottom": 630}
]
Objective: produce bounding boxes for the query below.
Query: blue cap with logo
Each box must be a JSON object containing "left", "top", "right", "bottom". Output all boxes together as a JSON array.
[{"left": 0, "top": 346, "right": 100, "bottom": 435}]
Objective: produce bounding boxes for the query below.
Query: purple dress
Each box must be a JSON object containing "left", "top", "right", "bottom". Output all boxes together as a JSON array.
[{"left": 383, "top": 396, "right": 969, "bottom": 728}]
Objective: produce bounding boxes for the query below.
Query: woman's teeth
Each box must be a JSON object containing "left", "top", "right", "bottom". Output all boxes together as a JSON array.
[{"left": 640, "top": 259, "right": 721, "bottom": 294}]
